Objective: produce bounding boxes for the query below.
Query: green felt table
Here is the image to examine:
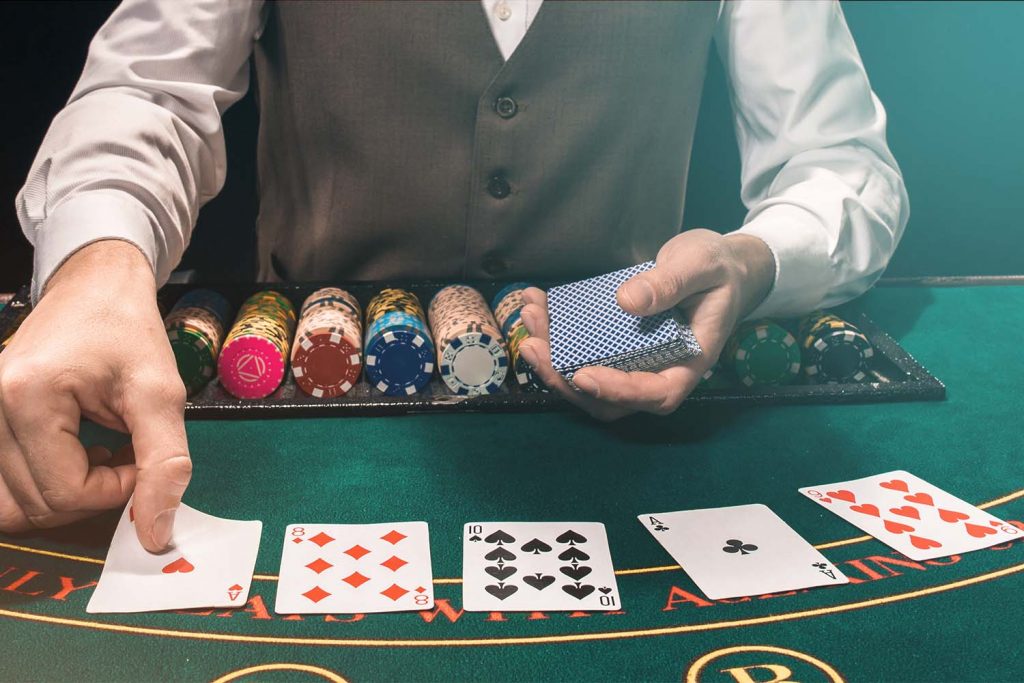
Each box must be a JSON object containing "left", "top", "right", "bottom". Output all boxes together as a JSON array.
[{"left": 1, "top": 284, "right": 1022, "bottom": 682}]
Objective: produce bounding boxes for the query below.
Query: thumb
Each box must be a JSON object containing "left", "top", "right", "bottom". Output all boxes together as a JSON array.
[
  {"left": 617, "top": 270, "right": 662, "bottom": 317},
  {"left": 122, "top": 377, "right": 191, "bottom": 553},
  {"left": 617, "top": 236, "right": 723, "bottom": 317},
  {"left": 617, "top": 264, "right": 700, "bottom": 318}
]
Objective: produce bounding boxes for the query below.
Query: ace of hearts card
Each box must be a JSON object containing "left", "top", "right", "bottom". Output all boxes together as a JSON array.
[{"left": 87, "top": 501, "right": 262, "bottom": 614}]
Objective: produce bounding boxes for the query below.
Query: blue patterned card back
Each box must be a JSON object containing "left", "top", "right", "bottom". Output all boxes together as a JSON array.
[{"left": 547, "top": 261, "right": 701, "bottom": 375}]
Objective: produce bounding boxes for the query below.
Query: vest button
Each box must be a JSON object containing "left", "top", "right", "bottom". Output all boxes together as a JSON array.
[
  {"left": 482, "top": 256, "right": 508, "bottom": 276},
  {"left": 487, "top": 175, "right": 511, "bottom": 199},
  {"left": 495, "top": 96, "right": 518, "bottom": 119}
]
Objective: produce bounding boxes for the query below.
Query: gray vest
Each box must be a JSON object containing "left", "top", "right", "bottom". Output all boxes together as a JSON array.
[{"left": 253, "top": 0, "right": 718, "bottom": 283}]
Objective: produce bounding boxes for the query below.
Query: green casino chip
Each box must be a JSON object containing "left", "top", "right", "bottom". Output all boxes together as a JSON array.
[{"left": 727, "top": 320, "right": 801, "bottom": 387}]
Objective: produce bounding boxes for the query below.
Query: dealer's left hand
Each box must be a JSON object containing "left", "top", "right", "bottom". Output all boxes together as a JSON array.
[{"left": 518, "top": 229, "right": 776, "bottom": 421}]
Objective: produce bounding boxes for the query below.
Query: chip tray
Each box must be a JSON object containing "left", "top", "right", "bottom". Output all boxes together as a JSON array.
[{"left": 0, "top": 282, "right": 946, "bottom": 418}]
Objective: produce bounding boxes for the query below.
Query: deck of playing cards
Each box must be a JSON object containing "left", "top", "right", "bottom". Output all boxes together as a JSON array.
[{"left": 547, "top": 261, "right": 701, "bottom": 381}]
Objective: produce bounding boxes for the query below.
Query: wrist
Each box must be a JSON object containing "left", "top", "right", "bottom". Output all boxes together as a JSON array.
[
  {"left": 723, "top": 233, "right": 776, "bottom": 318},
  {"left": 45, "top": 239, "right": 157, "bottom": 300}
]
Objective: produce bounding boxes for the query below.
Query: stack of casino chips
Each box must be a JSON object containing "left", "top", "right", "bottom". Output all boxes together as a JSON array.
[
  {"left": 428, "top": 285, "right": 509, "bottom": 396},
  {"left": 724, "top": 319, "right": 802, "bottom": 387},
  {"left": 0, "top": 295, "right": 29, "bottom": 353},
  {"left": 218, "top": 290, "right": 297, "bottom": 399},
  {"left": 799, "top": 311, "right": 875, "bottom": 384},
  {"left": 363, "top": 288, "right": 436, "bottom": 395},
  {"left": 490, "top": 283, "right": 544, "bottom": 391},
  {"left": 163, "top": 289, "right": 232, "bottom": 396},
  {"left": 290, "top": 287, "right": 363, "bottom": 398}
]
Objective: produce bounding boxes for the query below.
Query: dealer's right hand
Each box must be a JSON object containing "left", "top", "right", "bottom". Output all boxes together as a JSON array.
[{"left": 0, "top": 240, "right": 191, "bottom": 552}]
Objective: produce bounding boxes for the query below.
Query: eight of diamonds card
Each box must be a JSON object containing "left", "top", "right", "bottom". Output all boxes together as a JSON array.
[
  {"left": 800, "top": 470, "right": 1020, "bottom": 561},
  {"left": 87, "top": 501, "right": 262, "bottom": 614},
  {"left": 275, "top": 522, "right": 434, "bottom": 614},
  {"left": 638, "top": 504, "right": 848, "bottom": 600},
  {"left": 462, "top": 522, "right": 621, "bottom": 612}
]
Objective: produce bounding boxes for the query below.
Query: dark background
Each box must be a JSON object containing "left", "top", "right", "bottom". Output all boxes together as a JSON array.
[
  {"left": 2, "top": 1, "right": 1022, "bottom": 291},
  {"left": 0, "top": 0, "right": 258, "bottom": 289}
]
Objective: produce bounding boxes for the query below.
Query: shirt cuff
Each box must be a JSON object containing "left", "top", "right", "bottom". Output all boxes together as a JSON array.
[
  {"left": 31, "top": 191, "right": 159, "bottom": 303},
  {"left": 732, "top": 204, "right": 833, "bottom": 319}
]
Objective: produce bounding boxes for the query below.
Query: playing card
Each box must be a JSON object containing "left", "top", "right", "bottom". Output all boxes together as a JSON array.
[
  {"left": 275, "top": 522, "right": 434, "bottom": 614},
  {"left": 547, "top": 261, "right": 701, "bottom": 379},
  {"left": 462, "top": 522, "right": 621, "bottom": 612},
  {"left": 87, "top": 501, "right": 262, "bottom": 614},
  {"left": 800, "top": 470, "right": 1020, "bottom": 561},
  {"left": 638, "top": 505, "right": 848, "bottom": 600}
]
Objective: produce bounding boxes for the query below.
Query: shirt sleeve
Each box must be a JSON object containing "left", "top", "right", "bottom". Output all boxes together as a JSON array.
[
  {"left": 15, "top": 0, "right": 266, "bottom": 302},
  {"left": 715, "top": 0, "right": 910, "bottom": 318}
]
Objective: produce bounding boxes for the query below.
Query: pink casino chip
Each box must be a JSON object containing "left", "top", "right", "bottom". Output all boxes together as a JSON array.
[{"left": 217, "top": 335, "right": 288, "bottom": 399}]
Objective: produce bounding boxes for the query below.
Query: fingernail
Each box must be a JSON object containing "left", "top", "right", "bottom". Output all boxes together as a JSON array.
[
  {"left": 152, "top": 508, "right": 176, "bottom": 549},
  {"left": 622, "top": 280, "right": 654, "bottom": 313},
  {"left": 519, "top": 342, "right": 538, "bottom": 368},
  {"left": 573, "top": 374, "right": 599, "bottom": 397}
]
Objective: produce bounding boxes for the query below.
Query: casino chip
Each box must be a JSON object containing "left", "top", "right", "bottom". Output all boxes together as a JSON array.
[
  {"left": 0, "top": 298, "right": 30, "bottom": 354},
  {"left": 490, "top": 282, "right": 545, "bottom": 392},
  {"left": 164, "top": 289, "right": 232, "bottom": 396},
  {"left": 291, "top": 287, "right": 363, "bottom": 398},
  {"left": 218, "top": 290, "right": 296, "bottom": 399},
  {"left": 799, "top": 311, "right": 875, "bottom": 384},
  {"left": 724, "top": 319, "right": 801, "bottom": 387},
  {"left": 428, "top": 285, "right": 508, "bottom": 396},
  {"left": 363, "top": 289, "right": 435, "bottom": 395},
  {"left": 695, "top": 362, "right": 734, "bottom": 391}
]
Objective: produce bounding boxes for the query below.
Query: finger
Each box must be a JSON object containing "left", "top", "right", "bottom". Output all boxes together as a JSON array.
[
  {"left": 572, "top": 364, "right": 701, "bottom": 415},
  {"left": 0, "top": 472, "right": 100, "bottom": 531},
  {"left": 121, "top": 374, "right": 191, "bottom": 553},
  {"left": 519, "top": 288, "right": 633, "bottom": 421},
  {"left": 618, "top": 234, "right": 726, "bottom": 317},
  {"left": 87, "top": 445, "right": 113, "bottom": 467},
  {"left": 0, "top": 404, "right": 51, "bottom": 518},
  {"left": 516, "top": 336, "right": 582, "bottom": 403},
  {"left": 520, "top": 286, "right": 547, "bottom": 311},
  {"left": 519, "top": 293, "right": 549, "bottom": 341},
  {"left": 5, "top": 383, "right": 134, "bottom": 517},
  {"left": 0, "top": 467, "right": 31, "bottom": 533},
  {"left": 517, "top": 337, "right": 632, "bottom": 422},
  {"left": 679, "top": 288, "right": 737, "bottom": 366},
  {"left": 0, "top": 405, "right": 111, "bottom": 530},
  {"left": 108, "top": 442, "right": 137, "bottom": 468},
  {"left": 0, "top": 427, "right": 121, "bottom": 532}
]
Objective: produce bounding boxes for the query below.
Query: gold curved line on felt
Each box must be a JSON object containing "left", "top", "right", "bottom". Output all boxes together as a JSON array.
[
  {"left": 210, "top": 663, "right": 349, "bottom": 683},
  {"left": 3, "top": 487, "right": 1023, "bottom": 584},
  {"left": 0, "top": 542, "right": 105, "bottom": 566},
  {"left": 1, "top": 561, "right": 1022, "bottom": 648},
  {"left": 685, "top": 644, "right": 844, "bottom": 683}
]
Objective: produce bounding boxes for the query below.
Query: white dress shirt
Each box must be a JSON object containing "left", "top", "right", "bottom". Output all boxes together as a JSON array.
[{"left": 17, "top": 0, "right": 908, "bottom": 317}]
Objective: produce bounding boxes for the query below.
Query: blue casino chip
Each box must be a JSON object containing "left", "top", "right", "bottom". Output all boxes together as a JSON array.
[{"left": 364, "top": 324, "right": 435, "bottom": 396}]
